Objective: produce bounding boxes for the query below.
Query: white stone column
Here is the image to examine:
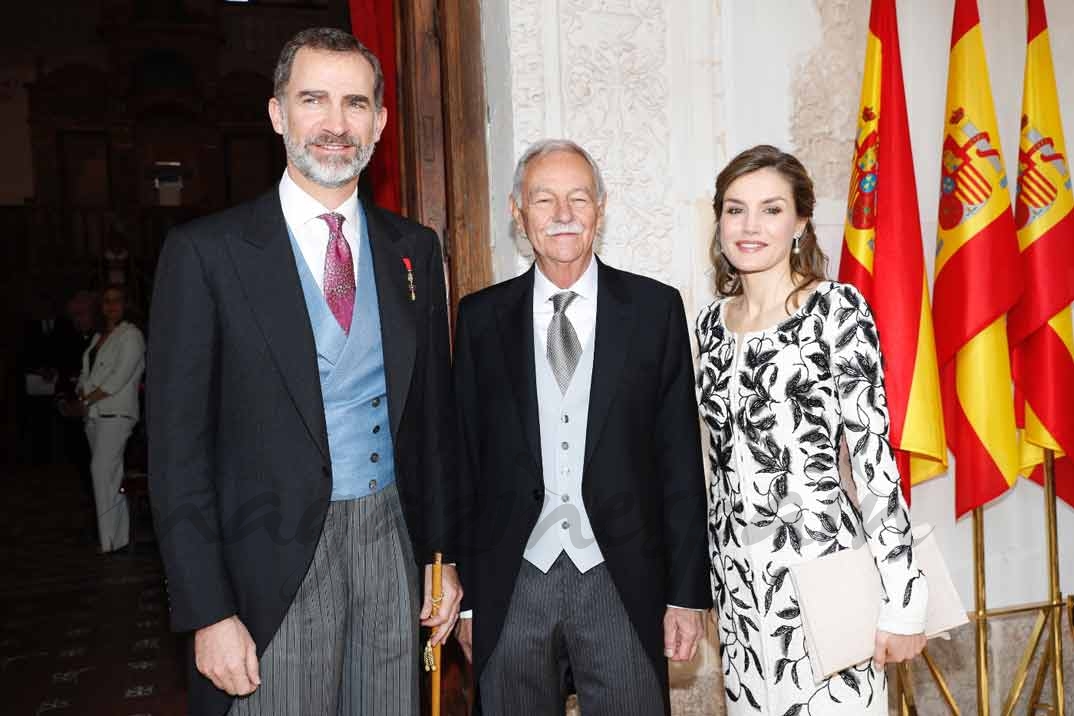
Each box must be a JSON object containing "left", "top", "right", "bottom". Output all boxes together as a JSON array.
[{"left": 487, "top": 0, "right": 727, "bottom": 322}]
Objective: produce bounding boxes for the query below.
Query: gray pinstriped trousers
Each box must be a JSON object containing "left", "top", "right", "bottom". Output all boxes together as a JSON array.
[
  {"left": 229, "top": 483, "right": 420, "bottom": 716},
  {"left": 479, "top": 553, "right": 665, "bottom": 715}
]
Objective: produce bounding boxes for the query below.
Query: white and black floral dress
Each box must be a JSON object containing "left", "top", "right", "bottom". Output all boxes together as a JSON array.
[{"left": 695, "top": 281, "right": 928, "bottom": 716}]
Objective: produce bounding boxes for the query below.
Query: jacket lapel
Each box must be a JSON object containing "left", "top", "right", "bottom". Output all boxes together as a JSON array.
[
  {"left": 584, "top": 260, "right": 634, "bottom": 471},
  {"left": 495, "top": 267, "right": 542, "bottom": 473},
  {"left": 364, "top": 203, "right": 416, "bottom": 441},
  {"left": 227, "top": 189, "right": 329, "bottom": 461}
]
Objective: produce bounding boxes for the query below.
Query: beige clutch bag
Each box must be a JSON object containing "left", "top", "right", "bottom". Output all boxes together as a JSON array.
[{"left": 788, "top": 523, "right": 968, "bottom": 683}]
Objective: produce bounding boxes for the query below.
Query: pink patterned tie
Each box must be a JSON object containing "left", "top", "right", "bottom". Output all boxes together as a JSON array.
[{"left": 319, "top": 212, "right": 355, "bottom": 334}]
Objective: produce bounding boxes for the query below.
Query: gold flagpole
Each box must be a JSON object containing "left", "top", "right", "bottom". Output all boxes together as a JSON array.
[
  {"left": 988, "top": 448, "right": 1068, "bottom": 714},
  {"left": 921, "top": 648, "right": 960, "bottom": 714},
  {"left": 897, "top": 662, "right": 918, "bottom": 715},
  {"left": 1042, "top": 449, "right": 1066, "bottom": 715},
  {"left": 973, "top": 507, "right": 990, "bottom": 716},
  {"left": 423, "top": 552, "right": 443, "bottom": 716},
  {"left": 1001, "top": 609, "right": 1048, "bottom": 715}
]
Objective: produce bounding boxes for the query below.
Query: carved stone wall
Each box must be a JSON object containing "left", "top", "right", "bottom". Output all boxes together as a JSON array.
[
  {"left": 504, "top": 0, "right": 726, "bottom": 311},
  {"left": 506, "top": 0, "right": 546, "bottom": 169},
  {"left": 789, "top": 0, "right": 868, "bottom": 201}
]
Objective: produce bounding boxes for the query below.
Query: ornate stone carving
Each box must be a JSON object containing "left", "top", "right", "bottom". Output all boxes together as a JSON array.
[
  {"left": 561, "top": 0, "right": 675, "bottom": 283},
  {"left": 507, "top": 0, "right": 678, "bottom": 283},
  {"left": 790, "top": 0, "right": 869, "bottom": 200},
  {"left": 506, "top": 0, "right": 547, "bottom": 271},
  {"left": 508, "top": 0, "right": 547, "bottom": 154}
]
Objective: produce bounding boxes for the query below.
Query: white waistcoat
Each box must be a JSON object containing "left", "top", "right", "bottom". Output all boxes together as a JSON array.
[{"left": 524, "top": 327, "right": 605, "bottom": 573}]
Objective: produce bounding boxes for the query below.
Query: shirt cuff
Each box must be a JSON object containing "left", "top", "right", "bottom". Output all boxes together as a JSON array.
[
  {"left": 667, "top": 604, "right": 705, "bottom": 612},
  {"left": 876, "top": 614, "right": 926, "bottom": 635},
  {"left": 459, "top": 610, "right": 473, "bottom": 619}
]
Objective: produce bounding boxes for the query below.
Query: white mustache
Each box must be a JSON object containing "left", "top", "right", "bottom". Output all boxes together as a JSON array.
[{"left": 545, "top": 221, "right": 585, "bottom": 236}]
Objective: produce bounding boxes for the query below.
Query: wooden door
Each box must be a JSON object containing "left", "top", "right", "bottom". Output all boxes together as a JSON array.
[{"left": 395, "top": 0, "right": 493, "bottom": 320}]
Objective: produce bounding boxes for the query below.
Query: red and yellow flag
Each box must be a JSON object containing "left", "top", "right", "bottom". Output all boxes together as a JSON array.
[
  {"left": 1010, "top": 0, "right": 1074, "bottom": 506},
  {"left": 933, "top": 0, "right": 1023, "bottom": 518},
  {"left": 840, "top": 0, "right": 947, "bottom": 503}
]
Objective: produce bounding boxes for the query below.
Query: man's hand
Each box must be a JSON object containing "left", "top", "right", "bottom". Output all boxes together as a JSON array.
[
  {"left": 421, "top": 564, "right": 462, "bottom": 646},
  {"left": 663, "top": 607, "right": 704, "bottom": 662},
  {"left": 873, "top": 630, "right": 926, "bottom": 669},
  {"left": 194, "top": 615, "right": 260, "bottom": 696},
  {"left": 454, "top": 617, "right": 473, "bottom": 663}
]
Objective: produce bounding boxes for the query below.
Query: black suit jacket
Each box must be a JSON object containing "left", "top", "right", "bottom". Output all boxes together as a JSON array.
[
  {"left": 147, "top": 189, "right": 455, "bottom": 716},
  {"left": 453, "top": 259, "right": 711, "bottom": 708}
]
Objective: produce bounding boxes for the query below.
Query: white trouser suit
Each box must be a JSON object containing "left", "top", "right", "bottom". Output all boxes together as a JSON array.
[{"left": 78, "top": 321, "right": 145, "bottom": 552}]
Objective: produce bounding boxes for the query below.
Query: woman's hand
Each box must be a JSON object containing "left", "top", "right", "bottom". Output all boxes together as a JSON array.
[
  {"left": 873, "top": 630, "right": 925, "bottom": 668},
  {"left": 57, "top": 398, "right": 84, "bottom": 418}
]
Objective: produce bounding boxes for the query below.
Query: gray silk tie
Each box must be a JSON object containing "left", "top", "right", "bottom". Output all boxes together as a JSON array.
[{"left": 548, "top": 291, "right": 582, "bottom": 394}]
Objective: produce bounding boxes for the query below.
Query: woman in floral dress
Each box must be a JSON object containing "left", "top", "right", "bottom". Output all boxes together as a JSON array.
[{"left": 696, "top": 145, "right": 927, "bottom": 715}]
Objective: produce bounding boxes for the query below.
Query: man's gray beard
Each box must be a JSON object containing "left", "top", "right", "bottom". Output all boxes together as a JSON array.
[{"left": 284, "top": 131, "right": 377, "bottom": 189}]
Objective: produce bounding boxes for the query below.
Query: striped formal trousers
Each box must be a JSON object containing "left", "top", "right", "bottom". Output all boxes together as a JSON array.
[
  {"left": 479, "top": 553, "right": 665, "bottom": 715},
  {"left": 229, "top": 484, "right": 420, "bottom": 716}
]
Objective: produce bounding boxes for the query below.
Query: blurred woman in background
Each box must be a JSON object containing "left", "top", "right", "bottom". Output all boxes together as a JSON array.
[{"left": 77, "top": 283, "right": 145, "bottom": 554}]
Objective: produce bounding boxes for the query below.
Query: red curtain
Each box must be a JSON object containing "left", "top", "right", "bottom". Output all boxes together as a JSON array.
[{"left": 349, "top": 0, "right": 402, "bottom": 213}]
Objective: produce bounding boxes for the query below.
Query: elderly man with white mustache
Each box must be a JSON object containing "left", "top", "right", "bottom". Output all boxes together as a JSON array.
[{"left": 452, "top": 139, "right": 712, "bottom": 715}]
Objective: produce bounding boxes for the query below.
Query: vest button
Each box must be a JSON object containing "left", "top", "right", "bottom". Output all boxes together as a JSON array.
[
  {"left": 561, "top": 520, "right": 570, "bottom": 530},
  {"left": 372, "top": 425, "right": 381, "bottom": 434},
  {"left": 531, "top": 488, "right": 542, "bottom": 502},
  {"left": 369, "top": 479, "right": 378, "bottom": 491},
  {"left": 561, "top": 441, "right": 569, "bottom": 450},
  {"left": 370, "top": 452, "right": 380, "bottom": 463},
  {"left": 371, "top": 397, "right": 381, "bottom": 408},
  {"left": 561, "top": 493, "right": 570, "bottom": 503}
]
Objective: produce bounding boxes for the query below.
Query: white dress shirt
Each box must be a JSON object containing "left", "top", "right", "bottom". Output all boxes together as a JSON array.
[{"left": 278, "top": 169, "right": 362, "bottom": 286}]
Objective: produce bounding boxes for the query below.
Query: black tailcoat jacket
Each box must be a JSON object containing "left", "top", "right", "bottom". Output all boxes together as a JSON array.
[
  {"left": 453, "top": 259, "right": 712, "bottom": 712},
  {"left": 147, "top": 189, "right": 455, "bottom": 716}
]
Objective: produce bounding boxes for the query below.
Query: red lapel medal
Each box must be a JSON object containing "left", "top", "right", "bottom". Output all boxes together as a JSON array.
[{"left": 402, "top": 257, "right": 416, "bottom": 301}]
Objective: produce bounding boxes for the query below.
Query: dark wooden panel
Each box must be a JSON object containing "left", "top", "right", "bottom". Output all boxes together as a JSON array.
[
  {"left": 439, "top": 0, "right": 493, "bottom": 313},
  {"left": 397, "top": 0, "right": 448, "bottom": 243},
  {"left": 396, "top": 0, "right": 492, "bottom": 321}
]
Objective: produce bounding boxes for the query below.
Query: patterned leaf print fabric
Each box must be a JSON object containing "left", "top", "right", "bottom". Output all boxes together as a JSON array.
[{"left": 696, "top": 282, "right": 928, "bottom": 716}]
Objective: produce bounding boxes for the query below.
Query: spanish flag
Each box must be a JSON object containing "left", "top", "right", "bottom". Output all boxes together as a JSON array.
[
  {"left": 1010, "top": 0, "right": 1074, "bottom": 506},
  {"left": 839, "top": 0, "right": 946, "bottom": 503},
  {"left": 933, "top": 0, "right": 1023, "bottom": 518}
]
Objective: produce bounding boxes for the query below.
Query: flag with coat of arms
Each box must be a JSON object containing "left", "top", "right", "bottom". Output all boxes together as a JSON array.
[
  {"left": 1010, "top": 0, "right": 1074, "bottom": 506},
  {"left": 932, "top": 0, "right": 1023, "bottom": 518}
]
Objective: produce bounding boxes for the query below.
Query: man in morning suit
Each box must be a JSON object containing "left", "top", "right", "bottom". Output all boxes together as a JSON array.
[
  {"left": 453, "top": 139, "right": 711, "bottom": 714},
  {"left": 147, "top": 28, "right": 461, "bottom": 716}
]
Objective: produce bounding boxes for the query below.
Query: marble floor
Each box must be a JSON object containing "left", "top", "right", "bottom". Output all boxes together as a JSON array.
[{"left": 1, "top": 464, "right": 186, "bottom": 715}]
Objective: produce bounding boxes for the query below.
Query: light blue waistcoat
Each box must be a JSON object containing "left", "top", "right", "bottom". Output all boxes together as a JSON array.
[{"left": 287, "top": 202, "right": 396, "bottom": 501}]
